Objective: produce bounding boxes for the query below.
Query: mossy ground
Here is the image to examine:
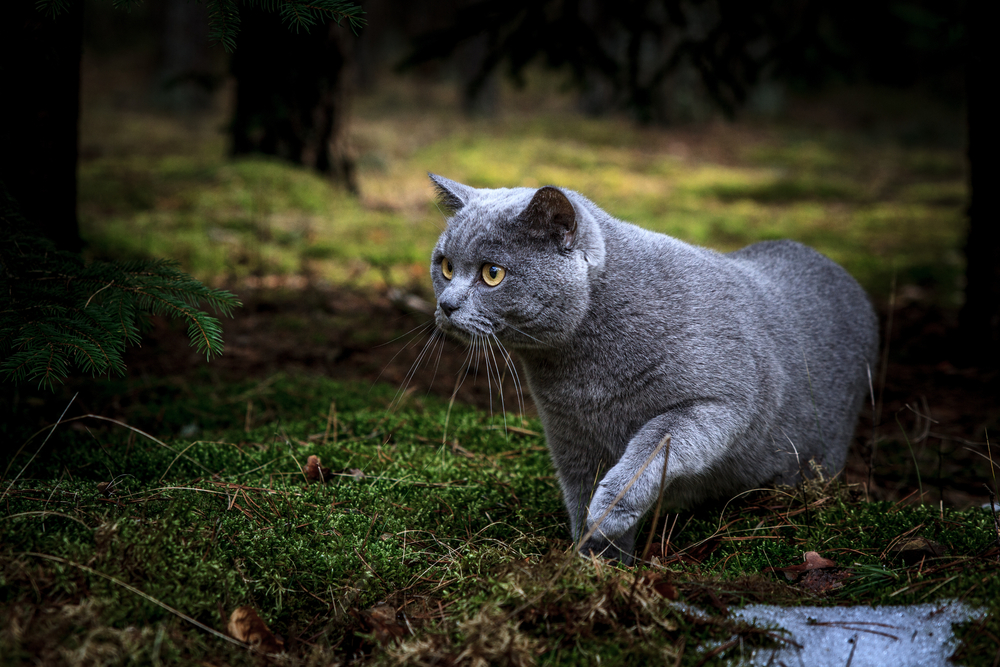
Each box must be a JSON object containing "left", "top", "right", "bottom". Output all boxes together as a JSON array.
[
  {"left": 2, "top": 376, "right": 998, "bottom": 665},
  {"left": 2, "top": 53, "right": 997, "bottom": 665}
]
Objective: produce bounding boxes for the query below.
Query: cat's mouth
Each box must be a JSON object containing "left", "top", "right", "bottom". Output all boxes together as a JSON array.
[
  {"left": 435, "top": 309, "right": 486, "bottom": 343},
  {"left": 435, "top": 310, "right": 465, "bottom": 337}
]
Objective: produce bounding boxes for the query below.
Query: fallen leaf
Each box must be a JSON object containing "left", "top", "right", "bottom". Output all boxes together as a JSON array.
[
  {"left": 97, "top": 482, "right": 113, "bottom": 498},
  {"left": 303, "top": 455, "right": 332, "bottom": 482},
  {"left": 637, "top": 572, "right": 678, "bottom": 600},
  {"left": 347, "top": 468, "right": 366, "bottom": 481},
  {"left": 765, "top": 551, "right": 850, "bottom": 594},
  {"left": 767, "top": 551, "right": 837, "bottom": 581},
  {"left": 227, "top": 607, "right": 284, "bottom": 655},
  {"left": 890, "top": 537, "right": 946, "bottom": 564},
  {"left": 358, "top": 602, "right": 408, "bottom": 645},
  {"left": 798, "top": 567, "right": 852, "bottom": 594}
]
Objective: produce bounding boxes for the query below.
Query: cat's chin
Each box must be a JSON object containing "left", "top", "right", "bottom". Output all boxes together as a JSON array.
[
  {"left": 435, "top": 313, "right": 495, "bottom": 343},
  {"left": 434, "top": 319, "right": 472, "bottom": 343},
  {"left": 441, "top": 330, "right": 471, "bottom": 344},
  {"left": 438, "top": 321, "right": 546, "bottom": 350}
]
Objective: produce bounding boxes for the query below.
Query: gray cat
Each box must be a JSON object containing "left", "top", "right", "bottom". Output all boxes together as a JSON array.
[{"left": 428, "top": 174, "right": 878, "bottom": 563}]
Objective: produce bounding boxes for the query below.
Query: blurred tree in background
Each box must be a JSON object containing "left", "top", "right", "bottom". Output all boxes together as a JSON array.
[
  {"left": 1, "top": 2, "right": 84, "bottom": 253},
  {"left": 230, "top": 6, "right": 358, "bottom": 193},
  {"left": 956, "top": 0, "right": 995, "bottom": 365},
  {"left": 401, "top": 0, "right": 966, "bottom": 123},
  {"left": 1, "top": 0, "right": 363, "bottom": 252}
]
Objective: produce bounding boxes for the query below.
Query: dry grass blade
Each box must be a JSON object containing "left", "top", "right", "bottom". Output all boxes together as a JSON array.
[
  {"left": 986, "top": 430, "right": 1000, "bottom": 560},
  {"left": 578, "top": 434, "right": 671, "bottom": 551},
  {"left": 639, "top": 435, "right": 672, "bottom": 564},
  {"left": 13, "top": 413, "right": 217, "bottom": 480},
  {"left": 694, "top": 637, "right": 738, "bottom": 667},
  {"left": 845, "top": 632, "right": 860, "bottom": 667},
  {"left": 1, "top": 511, "right": 94, "bottom": 530},
  {"left": 0, "top": 393, "right": 77, "bottom": 502},
  {"left": 20, "top": 552, "right": 249, "bottom": 650}
]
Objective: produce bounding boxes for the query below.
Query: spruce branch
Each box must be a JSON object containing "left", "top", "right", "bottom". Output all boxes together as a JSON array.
[
  {"left": 110, "top": 0, "right": 144, "bottom": 12},
  {"left": 34, "top": 0, "right": 72, "bottom": 19},
  {"left": 206, "top": 0, "right": 242, "bottom": 53},
  {"left": 1, "top": 186, "right": 241, "bottom": 391},
  {"left": 208, "top": 0, "right": 365, "bottom": 52}
]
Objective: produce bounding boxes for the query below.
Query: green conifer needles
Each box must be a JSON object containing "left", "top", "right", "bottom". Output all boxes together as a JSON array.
[
  {"left": 1, "top": 195, "right": 241, "bottom": 390},
  {"left": 205, "top": 0, "right": 365, "bottom": 51}
]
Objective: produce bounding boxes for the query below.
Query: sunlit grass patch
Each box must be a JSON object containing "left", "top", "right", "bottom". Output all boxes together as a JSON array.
[
  {"left": 744, "top": 137, "right": 853, "bottom": 172},
  {"left": 80, "top": 154, "right": 436, "bottom": 287},
  {"left": 78, "top": 81, "right": 968, "bottom": 303},
  {"left": 708, "top": 175, "right": 862, "bottom": 203}
]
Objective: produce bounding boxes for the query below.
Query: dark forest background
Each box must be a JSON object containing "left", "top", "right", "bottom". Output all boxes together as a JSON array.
[{"left": 2, "top": 0, "right": 991, "bottom": 356}]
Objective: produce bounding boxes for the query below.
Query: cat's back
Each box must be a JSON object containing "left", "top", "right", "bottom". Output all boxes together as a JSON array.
[
  {"left": 727, "top": 239, "right": 877, "bottom": 349},
  {"left": 724, "top": 239, "right": 878, "bottom": 473},
  {"left": 728, "top": 239, "right": 854, "bottom": 294}
]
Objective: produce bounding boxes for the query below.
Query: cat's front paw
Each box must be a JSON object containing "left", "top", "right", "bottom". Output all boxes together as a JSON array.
[
  {"left": 578, "top": 536, "right": 635, "bottom": 565},
  {"left": 586, "top": 484, "right": 641, "bottom": 543},
  {"left": 580, "top": 488, "right": 640, "bottom": 565}
]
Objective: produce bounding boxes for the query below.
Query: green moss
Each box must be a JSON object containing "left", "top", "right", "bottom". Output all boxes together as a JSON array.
[{"left": 2, "top": 376, "right": 997, "bottom": 664}]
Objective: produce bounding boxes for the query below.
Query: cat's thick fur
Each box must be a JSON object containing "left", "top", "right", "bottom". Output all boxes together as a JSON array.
[{"left": 429, "top": 174, "right": 879, "bottom": 563}]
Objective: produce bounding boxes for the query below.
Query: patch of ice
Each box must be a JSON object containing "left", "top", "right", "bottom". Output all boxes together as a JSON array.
[{"left": 731, "top": 601, "right": 985, "bottom": 667}]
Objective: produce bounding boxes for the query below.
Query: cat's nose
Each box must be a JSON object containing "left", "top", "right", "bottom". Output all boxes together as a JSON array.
[{"left": 438, "top": 299, "right": 458, "bottom": 317}]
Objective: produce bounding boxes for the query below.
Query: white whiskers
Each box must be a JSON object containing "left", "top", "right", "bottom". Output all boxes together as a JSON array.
[
  {"left": 385, "top": 322, "right": 443, "bottom": 412},
  {"left": 385, "top": 319, "right": 527, "bottom": 440}
]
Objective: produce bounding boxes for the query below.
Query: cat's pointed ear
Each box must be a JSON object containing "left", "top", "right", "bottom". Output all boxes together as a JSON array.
[
  {"left": 522, "top": 186, "right": 577, "bottom": 250},
  {"left": 429, "top": 174, "right": 474, "bottom": 213}
]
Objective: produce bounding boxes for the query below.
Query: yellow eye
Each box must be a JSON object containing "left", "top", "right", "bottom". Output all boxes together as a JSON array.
[
  {"left": 441, "top": 258, "right": 454, "bottom": 279},
  {"left": 482, "top": 264, "right": 505, "bottom": 286}
]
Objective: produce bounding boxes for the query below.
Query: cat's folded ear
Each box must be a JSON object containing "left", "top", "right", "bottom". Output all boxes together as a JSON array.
[
  {"left": 429, "top": 174, "right": 474, "bottom": 213},
  {"left": 521, "top": 186, "right": 577, "bottom": 250}
]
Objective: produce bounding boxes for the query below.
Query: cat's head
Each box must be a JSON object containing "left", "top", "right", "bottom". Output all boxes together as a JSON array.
[{"left": 428, "top": 174, "right": 605, "bottom": 348}]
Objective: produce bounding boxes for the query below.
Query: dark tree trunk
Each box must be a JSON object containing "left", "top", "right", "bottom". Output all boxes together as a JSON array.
[
  {"left": 159, "top": 0, "right": 217, "bottom": 112},
  {"left": 957, "top": 0, "right": 998, "bottom": 366},
  {"left": 0, "top": 2, "right": 83, "bottom": 252},
  {"left": 230, "top": 8, "right": 357, "bottom": 193}
]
